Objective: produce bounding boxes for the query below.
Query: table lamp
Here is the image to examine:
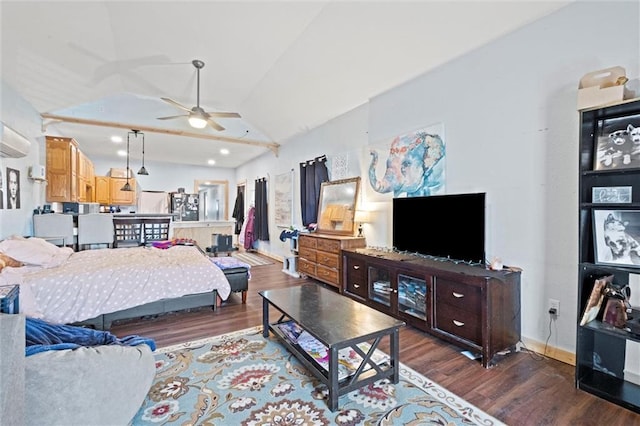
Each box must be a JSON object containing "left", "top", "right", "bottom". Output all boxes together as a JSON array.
[{"left": 354, "top": 210, "right": 372, "bottom": 237}]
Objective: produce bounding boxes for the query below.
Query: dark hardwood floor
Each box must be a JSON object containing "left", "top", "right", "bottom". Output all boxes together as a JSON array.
[{"left": 111, "top": 257, "right": 639, "bottom": 425}]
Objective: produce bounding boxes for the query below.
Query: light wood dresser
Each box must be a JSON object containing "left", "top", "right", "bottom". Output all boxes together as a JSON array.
[{"left": 297, "top": 233, "right": 365, "bottom": 291}]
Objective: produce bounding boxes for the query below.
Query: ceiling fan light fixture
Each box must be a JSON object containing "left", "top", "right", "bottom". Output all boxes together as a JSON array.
[
  {"left": 159, "top": 59, "right": 239, "bottom": 131},
  {"left": 188, "top": 114, "right": 207, "bottom": 129}
]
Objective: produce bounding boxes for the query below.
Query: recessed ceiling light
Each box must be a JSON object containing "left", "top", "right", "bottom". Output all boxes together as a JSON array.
[
  {"left": 207, "top": 159, "right": 216, "bottom": 165},
  {"left": 111, "top": 135, "right": 123, "bottom": 143},
  {"left": 117, "top": 150, "right": 127, "bottom": 157},
  {"left": 220, "top": 148, "right": 230, "bottom": 155}
]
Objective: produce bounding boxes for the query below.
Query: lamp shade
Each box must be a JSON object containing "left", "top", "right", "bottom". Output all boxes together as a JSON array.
[{"left": 354, "top": 210, "right": 372, "bottom": 223}]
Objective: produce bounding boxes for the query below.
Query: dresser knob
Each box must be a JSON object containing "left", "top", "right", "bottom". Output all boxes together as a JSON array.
[
  {"left": 354, "top": 284, "right": 360, "bottom": 288},
  {"left": 452, "top": 291, "right": 464, "bottom": 298},
  {"left": 453, "top": 320, "right": 465, "bottom": 327},
  {"left": 353, "top": 265, "right": 360, "bottom": 270}
]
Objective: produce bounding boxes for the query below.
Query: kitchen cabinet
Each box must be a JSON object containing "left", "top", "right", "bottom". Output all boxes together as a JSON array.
[
  {"left": 343, "top": 248, "right": 521, "bottom": 367},
  {"left": 93, "top": 176, "right": 137, "bottom": 206},
  {"left": 77, "top": 150, "right": 94, "bottom": 202},
  {"left": 46, "top": 136, "right": 78, "bottom": 202},
  {"left": 109, "top": 177, "right": 136, "bottom": 205},
  {"left": 94, "top": 176, "right": 110, "bottom": 204},
  {"left": 297, "top": 233, "right": 365, "bottom": 291},
  {"left": 46, "top": 136, "right": 96, "bottom": 203}
]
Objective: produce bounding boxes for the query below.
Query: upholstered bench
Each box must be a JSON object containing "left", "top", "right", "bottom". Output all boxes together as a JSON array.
[{"left": 210, "top": 257, "right": 250, "bottom": 304}]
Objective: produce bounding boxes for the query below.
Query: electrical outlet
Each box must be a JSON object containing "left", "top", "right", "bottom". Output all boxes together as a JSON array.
[{"left": 549, "top": 298, "right": 560, "bottom": 316}]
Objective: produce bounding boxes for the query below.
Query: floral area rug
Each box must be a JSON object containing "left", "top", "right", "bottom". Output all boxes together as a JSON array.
[{"left": 131, "top": 326, "right": 504, "bottom": 425}]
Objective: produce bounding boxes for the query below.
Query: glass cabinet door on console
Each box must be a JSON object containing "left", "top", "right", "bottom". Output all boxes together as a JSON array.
[
  {"left": 397, "top": 273, "right": 428, "bottom": 321},
  {"left": 369, "top": 265, "right": 392, "bottom": 308}
]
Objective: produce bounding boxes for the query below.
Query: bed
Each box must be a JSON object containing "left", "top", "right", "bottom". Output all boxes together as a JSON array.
[{"left": 0, "top": 237, "right": 232, "bottom": 329}]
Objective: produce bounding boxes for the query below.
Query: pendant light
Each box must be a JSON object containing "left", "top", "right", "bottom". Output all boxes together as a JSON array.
[
  {"left": 136, "top": 130, "right": 149, "bottom": 175},
  {"left": 121, "top": 131, "right": 132, "bottom": 191},
  {"left": 121, "top": 130, "right": 148, "bottom": 191},
  {"left": 121, "top": 131, "right": 133, "bottom": 191}
]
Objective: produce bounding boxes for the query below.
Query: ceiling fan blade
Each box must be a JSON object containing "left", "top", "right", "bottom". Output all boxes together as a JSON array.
[
  {"left": 206, "top": 118, "right": 225, "bottom": 131},
  {"left": 157, "top": 114, "right": 188, "bottom": 120},
  {"left": 206, "top": 111, "right": 241, "bottom": 118},
  {"left": 161, "top": 97, "right": 191, "bottom": 112},
  {"left": 93, "top": 55, "right": 172, "bottom": 83}
]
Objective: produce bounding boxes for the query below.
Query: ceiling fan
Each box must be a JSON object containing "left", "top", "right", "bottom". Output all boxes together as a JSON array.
[{"left": 157, "top": 59, "right": 240, "bottom": 131}]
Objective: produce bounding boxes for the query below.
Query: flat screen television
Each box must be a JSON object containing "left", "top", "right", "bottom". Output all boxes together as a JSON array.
[{"left": 392, "top": 192, "right": 486, "bottom": 264}]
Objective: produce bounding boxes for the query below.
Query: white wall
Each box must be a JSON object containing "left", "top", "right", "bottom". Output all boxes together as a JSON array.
[
  {"left": 235, "top": 1, "right": 640, "bottom": 354},
  {"left": 0, "top": 82, "right": 46, "bottom": 238}
]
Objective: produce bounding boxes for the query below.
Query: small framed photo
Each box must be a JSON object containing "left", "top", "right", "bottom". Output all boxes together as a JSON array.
[
  {"left": 592, "top": 186, "right": 632, "bottom": 204},
  {"left": 593, "top": 113, "right": 640, "bottom": 171},
  {"left": 593, "top": 209, "right": 640, "bottom": 268}
]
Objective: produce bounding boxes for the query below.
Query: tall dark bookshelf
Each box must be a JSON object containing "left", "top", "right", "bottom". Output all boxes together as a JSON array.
[{"left": 576, "top": 98, "right": 640, "bottom": 413}]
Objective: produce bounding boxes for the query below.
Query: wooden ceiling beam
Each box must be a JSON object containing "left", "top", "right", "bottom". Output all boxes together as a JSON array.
[{"left": 40, "top": 113, "right": 280, "bottom": 155}]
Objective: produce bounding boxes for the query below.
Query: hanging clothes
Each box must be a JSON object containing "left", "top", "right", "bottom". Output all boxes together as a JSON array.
[
  {"left": 232, "top": 186, "right": 245, "bottom": 235},
  {"left": 300, "top": 155, "right": 329, "bottom": 227},
  {"left": 254, "top": 177, "right": 270, "bottom": 241},
  {"left": 243, "top": 205, "right": 256, "bottom": 250}
]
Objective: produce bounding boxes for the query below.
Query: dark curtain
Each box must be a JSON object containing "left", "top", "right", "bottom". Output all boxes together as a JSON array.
[
  {"left": 254, "top": 178, "right": 269, "bottom": 241},
  {"left": 232, "top": 186, "right": 245, "bottom": 235},
  {"left": 300, "top": 155, "right": 329, "bottom": 226}
]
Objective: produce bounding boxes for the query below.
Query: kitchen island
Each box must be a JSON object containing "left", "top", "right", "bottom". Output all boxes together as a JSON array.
[{"left": 172, "top": 220, "right": 235, "bottom": 249}]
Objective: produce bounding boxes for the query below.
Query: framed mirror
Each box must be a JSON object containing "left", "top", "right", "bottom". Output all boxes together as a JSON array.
[
  {"left": 194, "top": 180, "right": 229, "bottom": 221},
  {"left": 317, "top": 177, "right": 360, "bottom": 235}
]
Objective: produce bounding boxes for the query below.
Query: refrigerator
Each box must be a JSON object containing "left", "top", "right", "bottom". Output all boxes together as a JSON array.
[
  {"left": 170, "top": 192, "right": 199, "bottom": 221},
  {"left": 198, "top": 184, "right": 223, "bottom": 222}
]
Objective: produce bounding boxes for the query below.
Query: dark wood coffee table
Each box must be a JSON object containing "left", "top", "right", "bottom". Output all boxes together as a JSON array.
[{"left": 259, "top": 283, "right": 405, "bottom": 411}]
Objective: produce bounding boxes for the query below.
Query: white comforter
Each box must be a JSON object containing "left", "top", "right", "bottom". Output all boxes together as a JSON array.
[{"left": 1, "top": 245, "right": 231, "bottom": 324}]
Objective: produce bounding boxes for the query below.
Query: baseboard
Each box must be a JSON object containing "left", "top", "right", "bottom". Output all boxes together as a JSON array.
[
  {"left": 521, "top": 337, "right": 576, "bottom": 366},
  {"left": 255, "top": 249, "right": 282, "bottom": 262}
]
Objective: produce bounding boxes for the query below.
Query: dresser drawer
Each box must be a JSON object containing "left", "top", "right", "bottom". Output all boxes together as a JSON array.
[
  {"left": 316, "top": 238, "right": 341, "bottom": 253},
  {"left": 298, "top": 247, "right": 316, "bottom": 262},
  {"left": 316, "top": 264, "right": 339, "bottom": 286},
  {"left": 316, "top": 251, "right": 339, "bottom": 269},
  {"left": 346, "top": 258, "right": 366, "bottom": 281},
  {"left": 298, "top": 236, "right": 317, "bottom": 249},
  {"left": 434, "top": 302, "right": 481, "bottom": 345},
  {"left": 345, "top": 257, "right": 366, "bottom": 297},
  {"left": 345, "top": 277, "right": 367, "bottom": 298},
  {"left": 434, "top": 278, "right": 481, "bottom": 312},
  {"left": 298, "top": 258, "right": 317, "bottom": 276}
]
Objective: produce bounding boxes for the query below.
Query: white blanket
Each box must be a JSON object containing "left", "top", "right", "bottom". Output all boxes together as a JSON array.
[{"left": 0, "top": 245, "right": 230, "bottom": 324}]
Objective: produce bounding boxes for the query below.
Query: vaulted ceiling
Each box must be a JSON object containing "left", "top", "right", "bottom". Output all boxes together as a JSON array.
[{"left": 1, "top": 1, "right": 571, "bottom": 168}]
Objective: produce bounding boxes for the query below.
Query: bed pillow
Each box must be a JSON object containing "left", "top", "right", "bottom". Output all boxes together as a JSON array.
[
  {"left": 0, "top": 237, "right": 70, "bottom": 267},
  {"left": 0, "top": 253, "right": 23, "bottom": 271}
]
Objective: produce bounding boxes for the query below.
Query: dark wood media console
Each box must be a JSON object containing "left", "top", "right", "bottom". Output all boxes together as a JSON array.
[{"left": 342, "top": 248, "right": 521, "bottom": 367}]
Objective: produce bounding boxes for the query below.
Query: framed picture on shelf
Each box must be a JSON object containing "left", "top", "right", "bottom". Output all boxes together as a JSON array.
[
  {"left": 593, "top": 112, "right": 640, "bottom": 171},
  {"left": 592, "top": 186, "right": 632, "bottom": 204},
  {"left": 593, "top": 209, "right": 640, "bottom": 267}
]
